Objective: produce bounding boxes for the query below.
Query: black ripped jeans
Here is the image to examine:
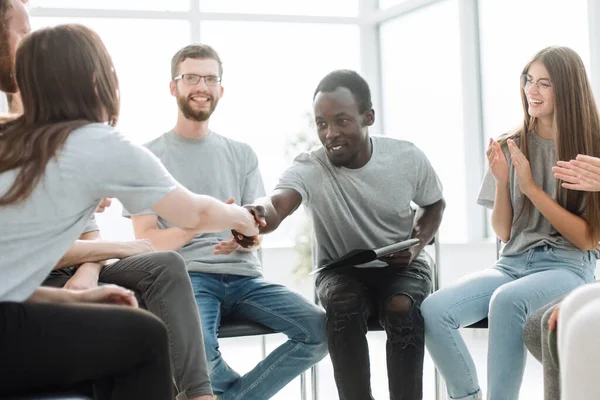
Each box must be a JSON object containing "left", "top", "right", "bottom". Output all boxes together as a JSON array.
[{"left": 316, "top": 254, "right": 432, "bottom": 400}]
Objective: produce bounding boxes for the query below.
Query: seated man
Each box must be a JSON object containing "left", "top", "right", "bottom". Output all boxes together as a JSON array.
[
  {"left": 235, "top": 69, "right": 445, "bottom": 400},
  {"left": 129, "top": 44, "right": 327, "bottom": 400},
  {"left": 45, "top": 205, "right": 215, "bottom": 400}
]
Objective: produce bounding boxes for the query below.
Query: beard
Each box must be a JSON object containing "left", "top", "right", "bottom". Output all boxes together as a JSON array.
[
  {"left": 0, "top": 39, "right": 17, "bottom": 94},
  {"left": 176, "top": 93, "right": 219, "bottom": 122}
]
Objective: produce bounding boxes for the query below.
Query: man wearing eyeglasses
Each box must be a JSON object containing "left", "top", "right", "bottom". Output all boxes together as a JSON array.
[{"left": 129, "top": 44, "right": 328, "bottom": 400}]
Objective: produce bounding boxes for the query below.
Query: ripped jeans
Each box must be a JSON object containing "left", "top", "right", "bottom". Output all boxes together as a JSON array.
[{"left": 316, "top": 253, "right": 432, "bottom": 400}]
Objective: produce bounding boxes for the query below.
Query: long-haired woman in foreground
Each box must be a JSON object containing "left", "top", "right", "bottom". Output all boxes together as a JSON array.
[{"left": 0, "top": 24, "right": 258, "bottom": 399}]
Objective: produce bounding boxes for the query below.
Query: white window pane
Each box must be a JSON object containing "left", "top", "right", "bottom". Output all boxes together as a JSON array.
[
  {"left": 199, "top": 0, "right": 358, "bottom": 17},
  {"left": 200, "top": 21, "right": 360, "bottom": 246},
  {"left": 31, "top": 17, "right": 191, "bottom": 240},
  {"left": 31, "top": 0, "right": 189, "bottom": 11},
  {"left": 380, "top": 0, "right": 466, "bottom": 242},
  {"left": 479, "top": 0, "right": 589, "bottom": 237},
  {"left": 378, "top": 0, "right": 411, "bottom": 9}
]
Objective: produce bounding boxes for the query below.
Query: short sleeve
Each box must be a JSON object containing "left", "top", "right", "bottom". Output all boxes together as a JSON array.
[
  {"left": 78, "top": 125, "right": 178, "bottom": 215},
  {"left": 477, "top": 168, "right": 496, "bottom": 209},
  {"left": 82, "top": 216, "right": 99, "bottom": 234},
  {"left": 275, "top": 153, "right": 311, "bottom": 203},
  {"left": 412, "top": 147, "right": 444, "bottom": 207}
]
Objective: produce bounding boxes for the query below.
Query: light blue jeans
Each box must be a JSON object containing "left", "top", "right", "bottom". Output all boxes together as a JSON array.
[
  {"left": 189, "top": 272, "right": 328, "bottom": 400},
  {"left": 421, "top": 245, "right": 595, "bottom": 400}
]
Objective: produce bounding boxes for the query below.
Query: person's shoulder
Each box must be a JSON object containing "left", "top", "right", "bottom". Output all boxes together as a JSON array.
[
  {"left": 216, "top": 133, "right": 254, "bottom": 152},
  {"left": 68, "top": 123, "right": 127, "bottom": 148},
  {"left": 143, "top": 132, "right": 169, "bottom": 155},
  {"left": 373, "top": 135, "right": 416, "bottom": 148},
  {"left": 374, "top": 135, "right": 423, "bottom": 156}
]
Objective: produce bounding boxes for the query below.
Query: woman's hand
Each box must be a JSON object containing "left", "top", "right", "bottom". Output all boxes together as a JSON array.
[
  {"left": 486, "top": 138, "right": 509, "bottom": 185},
  {"left": 508, "top": 139, "right": 537, "bottom": 196}
]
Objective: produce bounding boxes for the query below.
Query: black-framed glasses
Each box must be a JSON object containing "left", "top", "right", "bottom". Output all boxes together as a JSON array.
[
  {"left": 174, "top": 74, "right": 221, "bottom": 87},
  {"left": 520, "top": 74, "right": 552, "bottom": 92}
]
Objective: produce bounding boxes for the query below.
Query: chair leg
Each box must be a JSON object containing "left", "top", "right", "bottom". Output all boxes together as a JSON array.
[
  {"left": 311, "top": 364, "right": 318, "bottom": 400},
  {"left": 300, "top": 370, "right": 307, "bottom": 400},
  {"left": 260, "top": 335, "right": 267, "bottom": 360},
  {"left": 435, "top": 368, "right": 447, "bottom": 400}
]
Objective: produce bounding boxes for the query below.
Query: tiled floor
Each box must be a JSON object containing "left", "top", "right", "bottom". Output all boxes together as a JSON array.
[{"left": 220, "top": 327, "right": 544, "bottom": 400}]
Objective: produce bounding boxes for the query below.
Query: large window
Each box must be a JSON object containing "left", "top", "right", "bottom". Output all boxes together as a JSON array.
[
  {"left": 380, "top": 0, "right": 466, "bottom": 241},
  {"left": 31, "top": 0, "right": 189, "bottom": 11},
  {"left": 200, "top": 0, "right": 358, "bottom": 17}
]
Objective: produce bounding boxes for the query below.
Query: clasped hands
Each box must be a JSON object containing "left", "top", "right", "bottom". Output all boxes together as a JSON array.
[{"left": 213, "top": 202, "right": 266, "bottom": 255}]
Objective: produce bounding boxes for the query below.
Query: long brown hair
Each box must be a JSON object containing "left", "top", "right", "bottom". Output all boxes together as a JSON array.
[
  {"left": 498, "top": 46, "right": 600, "bottom": 242},
  {"left": 0, "top": 24, "right": 119, "bottom": 205}
]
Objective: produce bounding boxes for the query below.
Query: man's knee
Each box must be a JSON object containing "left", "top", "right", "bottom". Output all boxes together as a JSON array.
[
  {"left": 381, "top": 294, "right": 423, "bottom": 347},
  {"left": 150, "top": 251, "right": 188, "bottom": 280},
  {"left": 325, "top": 291, "right": 365, "bottom": 315},
  {"left": 523, "top": 311, "right": 544, "bottom": 360},
  {"left": 386, "top": 294, "right": 413, "bottom": 314}
]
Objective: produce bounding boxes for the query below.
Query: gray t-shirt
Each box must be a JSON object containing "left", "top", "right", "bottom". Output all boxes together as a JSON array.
[
  {"left": 0, "top": 123, "right": 177, "bottom": 302},
  {"left": 276, "top": 135, "right": 444, "bottom": 269},
  {"left": 477, "top": 131, "right": 592, "bottom": 256},
  {"left": 83, "top": 216, "right": 100, "bottom": 234},
  {"left": 128, "top": 131, "right": 265, "bottom": 277}
]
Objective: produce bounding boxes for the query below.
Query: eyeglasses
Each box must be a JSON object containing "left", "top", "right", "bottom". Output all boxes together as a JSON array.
[
  {"left": 520, "top": 75, "right": 552, "bottom": 93},
  {"left": 174, "top": 74, "right": 221, "bottom": 87}
]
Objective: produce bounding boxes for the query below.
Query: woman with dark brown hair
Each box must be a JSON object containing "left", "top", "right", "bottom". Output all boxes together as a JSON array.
[
  {"left": 421, "top": 46, "right": 600, "bottom": 400},
  {"left": 0, "top": 24, "right": 258, "bottom": 399}
]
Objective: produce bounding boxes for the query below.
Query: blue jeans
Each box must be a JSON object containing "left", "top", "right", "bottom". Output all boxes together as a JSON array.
[
  {"left": 189, "top": 272, "right": 328, "bottom": 400},
  {"left": 421, "top": 245, "right": 595, "bottom": 400}
]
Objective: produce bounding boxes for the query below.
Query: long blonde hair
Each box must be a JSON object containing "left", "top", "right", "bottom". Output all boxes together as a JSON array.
[
  {"left": 0, "top": 24, "right": 119, "bottom": 205},
  {"left": 498, "top": 46, "right": 600, "bottom": 242}
]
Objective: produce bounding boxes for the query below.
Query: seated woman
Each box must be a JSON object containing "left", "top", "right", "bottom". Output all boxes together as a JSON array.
[
  {"left": 524, "top": 154, "right": 600, "bottom": 400},
  {"left": 0, "top": 24, "right": 258, "bottom": 399},
  {"left": 421, "top": 46, "right": 600, "bottom": 400}
]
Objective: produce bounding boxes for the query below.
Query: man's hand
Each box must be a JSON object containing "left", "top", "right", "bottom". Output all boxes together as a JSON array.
[
  {"left": 382, "top": 247, "right": 419, "bottom": 268},
  {"left": 63, "top": 263, "right": 101, "bottom": 290},
  {"left": 95, "top": 198, "right": 112, "bottom": 213},
  {"left": 548, "top": 305, "right": 560, "bottom": 331},
  {"left": 117, "top": 239, "right": 155, "bottom": 259},
  {"left": 73, "top": 285, "right": 138, "bottom": 308},
  {"left": 232, "top": 204, "right": 267, "bottom": 248},
  {"left": 214, "top": 236, "right": 258, "bottom": 255}
]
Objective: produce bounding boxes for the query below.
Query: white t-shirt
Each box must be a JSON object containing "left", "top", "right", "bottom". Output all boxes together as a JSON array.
[{"left": 0, "top": 123, "right": 177, "bottom": 301}]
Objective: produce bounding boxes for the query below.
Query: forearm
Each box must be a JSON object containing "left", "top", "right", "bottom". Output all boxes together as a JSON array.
[
  {"left": 54, "top": 240, "right": 129, "bottom": 269},
  {"left": 152, "top": 188, "right": 249, "bottom": 232},
  {"left": 491, "top": 182, "right": 513, "bottom": 242},
  {"left": 412, "top": 199, "right": 445, "bottom": 254},
  {"left": 253, "top": 197, "right": 282, "bottom": 234},
  {"left": 26, "top": 287, "right": 77, "bottom": 304},
  {"left": 526, "top": 186, "right": 595, "bottom": 250},
  {"left": 136, "top": 227, "right": 198, "bottom": 251}
]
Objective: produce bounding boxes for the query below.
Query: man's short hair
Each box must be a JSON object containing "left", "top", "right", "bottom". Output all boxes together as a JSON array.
[
  {"left": 171, "top": 44, "right": 223, "bottom": 79},
  {"left": 313, "top": 69, "right": 373, "bottom": 114}
]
